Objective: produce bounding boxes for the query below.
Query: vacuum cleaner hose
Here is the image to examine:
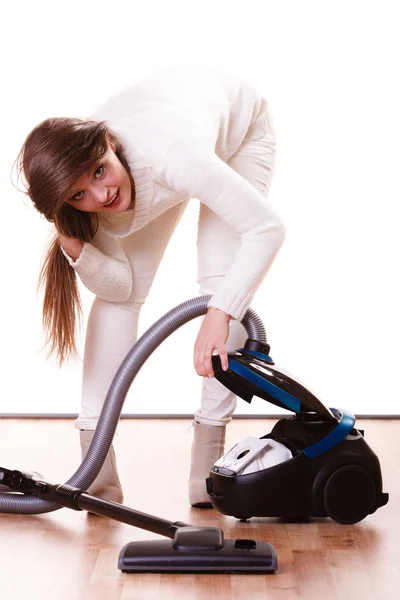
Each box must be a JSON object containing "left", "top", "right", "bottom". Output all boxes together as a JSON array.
[{"left": 0, "top": 295, "right": 267, "bottom": 514}]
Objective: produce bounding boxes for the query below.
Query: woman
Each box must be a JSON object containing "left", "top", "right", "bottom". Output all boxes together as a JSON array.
[{"left": 16, "top": 65, "right": 285, "bottom": 507}]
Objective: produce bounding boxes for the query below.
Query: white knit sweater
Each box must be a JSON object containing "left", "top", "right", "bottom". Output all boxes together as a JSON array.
[{"left": 61, "top": 66, "right": 286, "bottom": 321}]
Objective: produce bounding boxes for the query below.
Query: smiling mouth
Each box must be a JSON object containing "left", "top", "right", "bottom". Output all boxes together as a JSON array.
[{"left": 104, "top": 189, "right": 119, "bottom": 207}]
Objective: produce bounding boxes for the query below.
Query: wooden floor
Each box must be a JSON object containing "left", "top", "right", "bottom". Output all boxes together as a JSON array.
[{"left": 0, "top": 418, "right": 398, "bottom": 600}]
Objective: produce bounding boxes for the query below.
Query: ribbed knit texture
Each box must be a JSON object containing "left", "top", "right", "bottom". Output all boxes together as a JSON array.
[
  {"left": 61, "top": 229, "right": 132, "bottom": 302},
  {"left": 61, "top": 66, "right": 286, "bottom": 318}
]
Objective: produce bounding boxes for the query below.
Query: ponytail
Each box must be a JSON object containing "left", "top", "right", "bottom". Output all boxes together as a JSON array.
[{"left": 37, "top": 232, "right": 83, "bottom": 366}]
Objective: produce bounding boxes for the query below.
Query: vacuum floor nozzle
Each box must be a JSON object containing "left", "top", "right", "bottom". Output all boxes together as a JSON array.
[{"left": 119, "top": 527, "right": 277, "bottom": 574}]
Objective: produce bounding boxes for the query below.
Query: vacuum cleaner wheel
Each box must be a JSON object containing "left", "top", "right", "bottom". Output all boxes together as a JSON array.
[{"left": 323, "top": 465, "right": 377, "bottom": 524}]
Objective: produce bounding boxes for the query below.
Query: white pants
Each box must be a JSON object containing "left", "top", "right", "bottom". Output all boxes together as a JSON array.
[{"left": 75, "top": 127, "right": 276, "bottom": 430}]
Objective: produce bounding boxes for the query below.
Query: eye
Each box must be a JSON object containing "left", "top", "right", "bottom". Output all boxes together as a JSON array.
[
  {"left": 69, "top": 163, "right": 105, "bottom": 203},
  {"left": 94, "top": 163, "right": 105, "bottom": 178},
  {"left": 71, "top": 190, "right": 84, "bottom": 202}
]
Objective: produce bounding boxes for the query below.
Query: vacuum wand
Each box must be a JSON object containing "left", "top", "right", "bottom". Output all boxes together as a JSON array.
[
  {"left": 0, "top": 465, "right": 277, "bottom": 573},
  {"left": 0, "top": 466, "right": 189, "bottom": 538}
]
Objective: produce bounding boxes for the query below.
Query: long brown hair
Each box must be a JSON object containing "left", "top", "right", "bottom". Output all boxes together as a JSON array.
[{"left": 15, "top": 117, "right": 133, "bottom": 366}]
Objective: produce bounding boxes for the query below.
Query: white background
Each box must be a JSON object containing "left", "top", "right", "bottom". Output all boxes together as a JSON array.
[{"left": 0, "top": 0, "right": 399, "bottom": 417}]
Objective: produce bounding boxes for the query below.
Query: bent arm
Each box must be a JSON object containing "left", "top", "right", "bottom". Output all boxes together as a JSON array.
[
  {"left": 60, "top": 228, "right": 133, "bottom": 302},
  {"left": 158, "top": 138, "right": 286, "bottom": 320}
]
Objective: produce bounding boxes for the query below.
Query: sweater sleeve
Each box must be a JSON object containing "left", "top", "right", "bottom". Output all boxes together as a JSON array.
[
  {"left": 157, "top": 138, "right": 286, "bottom": 321},
  {"left": 60, "top": 228, "right": 132, "bottom": 302}
]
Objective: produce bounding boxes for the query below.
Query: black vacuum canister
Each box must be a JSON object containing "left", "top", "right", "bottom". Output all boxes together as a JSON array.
[{"left": 209, "top": 344, "right": 389, "bottom": 524}]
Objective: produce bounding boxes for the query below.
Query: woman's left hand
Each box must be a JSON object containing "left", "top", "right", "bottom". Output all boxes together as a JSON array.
[{"left": 194, "top": 307, "right": 232, "bottom": 377}]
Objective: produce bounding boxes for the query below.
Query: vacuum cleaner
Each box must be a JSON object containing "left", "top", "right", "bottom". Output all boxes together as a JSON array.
[
  {"left": 209, "top": 344, "right": 389, "bottom": 524},
  {"left": 0, "top": 295, "right": 388, "bottom": 573}
]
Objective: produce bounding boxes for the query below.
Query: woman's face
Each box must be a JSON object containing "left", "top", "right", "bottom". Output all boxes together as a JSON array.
[{"left": 65, "top": 142, "right": 132, "bottom": 213}]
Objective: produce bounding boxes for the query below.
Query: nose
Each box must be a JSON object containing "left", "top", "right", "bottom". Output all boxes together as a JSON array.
[{"left": 91, "top": 185, "right": 108, "bottom": 206}]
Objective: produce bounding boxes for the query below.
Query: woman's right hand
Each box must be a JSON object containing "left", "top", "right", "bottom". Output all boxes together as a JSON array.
[{"left": 57, "top": 232, "right": 84, "bottom": 262}]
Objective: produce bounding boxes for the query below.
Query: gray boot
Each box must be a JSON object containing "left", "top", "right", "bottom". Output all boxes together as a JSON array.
[
  {"left": 79, "top": 430, "right": 124, "bottom": 504},
  {"left": 188, "top": 421, "right": 226, "bottom": 508}
]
